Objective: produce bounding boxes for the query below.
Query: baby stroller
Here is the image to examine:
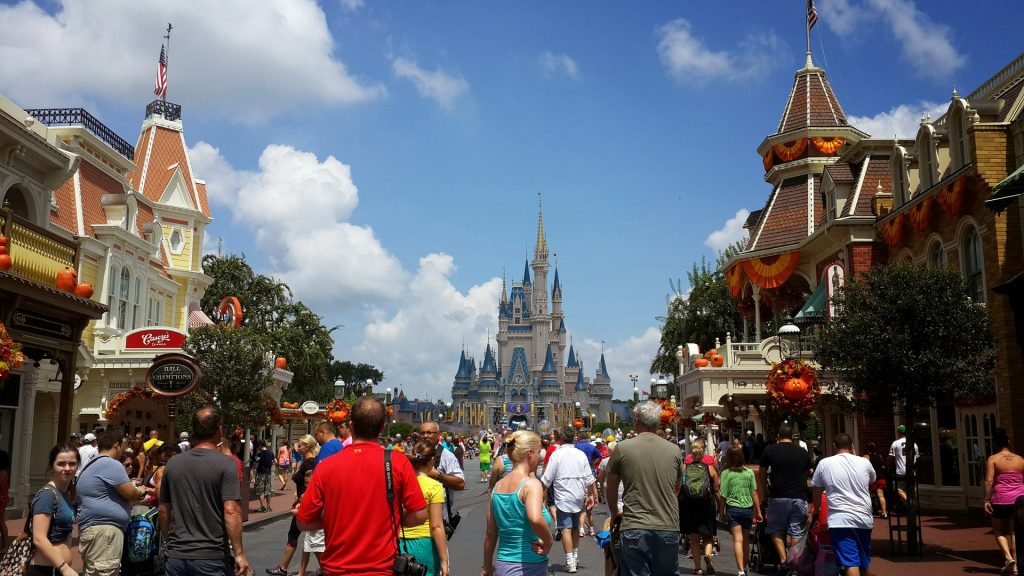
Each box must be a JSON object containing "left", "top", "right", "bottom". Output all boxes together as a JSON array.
[{"left": 749, "top": 504, "right": 782, "bottom": 574}]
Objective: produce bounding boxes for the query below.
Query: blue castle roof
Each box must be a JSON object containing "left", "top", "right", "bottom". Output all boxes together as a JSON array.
[
  {"left": 522, "top": 259, "right": 531, "bottom": 284},
  {"left": 575, "top": 366, "right": 587, "bottom": 391},
  {"left": 558, "top": 318, "right": 567, "bottom": 334},
  {"left": 455, "top": 350, "right": 469, "bottom": 379},
  {"left": 481, "top": 344, "right": 497, "bottom": 374},
  {"left": 552, "top": 268, "right": 561, "bottom": 295},
  {"left": 541, "top": 343, "right": 557, "bottom": 374},
  {"left": 599, "top": 353, "right": 610, "bottom": 380},
  {"left": 566, "top": 345, "right": 578, "bottom": 368}
]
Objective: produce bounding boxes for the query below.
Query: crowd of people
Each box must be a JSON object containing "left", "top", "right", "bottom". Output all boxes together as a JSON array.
[{"left": 11, "top": 399, "right": 1023, "bottom": 576}]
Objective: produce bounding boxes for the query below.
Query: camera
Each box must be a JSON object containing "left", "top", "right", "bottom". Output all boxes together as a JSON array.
[
  {"left": 393, "top": 553, "right": 427, "bottom": 576},
  {"left": 443, "top": 511, "right": 461, "bottom": 540}
]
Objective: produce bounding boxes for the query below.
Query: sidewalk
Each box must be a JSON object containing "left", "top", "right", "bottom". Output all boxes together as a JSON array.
[{"left": 870, "top": 510, "right": 1004, "bottom": 576}]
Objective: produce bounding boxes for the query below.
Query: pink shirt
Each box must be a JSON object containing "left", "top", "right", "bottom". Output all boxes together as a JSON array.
[{"left": 684, "top": 453, "right": 717, "bottom": 470}]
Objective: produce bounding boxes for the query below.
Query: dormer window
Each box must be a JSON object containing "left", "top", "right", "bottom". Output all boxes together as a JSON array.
[
  {"left": 824, "top": 189, "right": 836, "bottom": 221},
  {"left": 917, "top": 125, "right": 939, "bottom": 191},
  {"left": 169, "top": 228, "right": 185, "bottom": 254},
  {"left": 891, "top": 146, "right": 910, "bottom": 206},
  {"left": 949, "top": 98, "right": 972, "bottom": 170}
]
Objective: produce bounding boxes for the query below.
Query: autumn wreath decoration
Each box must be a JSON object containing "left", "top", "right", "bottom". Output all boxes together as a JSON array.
[
  {"left": 765, "top": 359, "right": 820, "bottom": 415},
  {"left": 0, "top": 321, "right": 24, "bottom": 382},
  {"left": 326, "top": 399, "right": 350, "bottom": 423},
  {"left": 104, "top": 387, "right": 155, "bottom": 420}
]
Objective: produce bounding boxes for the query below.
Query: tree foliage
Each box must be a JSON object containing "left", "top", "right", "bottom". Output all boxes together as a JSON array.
[
  {"left": 328, "top": 361, "right": 385, "bottom": 388},
  {"left": 815, "top": 262, "right": 996, "bottom": 410},
  {"left": 199, "top": 254, "right": 337, "bottom": 402},
  {"left": 651, "top": 257, "right": 742, "bottom": 375},
  {"left": 179, "top": 325, "right": 275, "bottom": 431}
]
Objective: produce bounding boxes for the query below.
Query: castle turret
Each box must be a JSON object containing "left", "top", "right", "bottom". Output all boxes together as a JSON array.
[
  {"left": 540, "top": 343, "right": 562, "bottom": 403},
  {"left": 452, "top": 351, "right": 471, "bottom": 404},
  {"left": 590, "top": 351, "right": 614, "bottom": 421}
]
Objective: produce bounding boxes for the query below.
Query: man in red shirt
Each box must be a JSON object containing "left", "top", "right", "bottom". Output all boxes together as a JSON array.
[{"left": 296, "top": 397, "right": 426, "bottom": 575}]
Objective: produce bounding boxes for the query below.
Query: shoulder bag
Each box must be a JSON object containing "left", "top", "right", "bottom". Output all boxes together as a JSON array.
[
  {"left": 385, "top": 450, "right": 426, "bottom": 576},
  {"left": 0, "top": 486, "right": 59, "bottom": 576}
]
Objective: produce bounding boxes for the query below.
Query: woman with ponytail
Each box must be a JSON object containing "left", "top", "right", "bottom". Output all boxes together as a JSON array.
[
  {"left": 482, "top": 430, "right": 551, "bottom": 576},
  {"left": 403, "top": 440, "right": 449, "bottom": 576}
]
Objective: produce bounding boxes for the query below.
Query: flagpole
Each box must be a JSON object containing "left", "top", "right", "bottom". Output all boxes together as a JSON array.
[{"left": 163, "top": 23, "right": 173, "bottom": 102}]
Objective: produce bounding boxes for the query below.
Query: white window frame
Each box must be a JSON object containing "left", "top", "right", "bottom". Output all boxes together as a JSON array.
[
  {"left": 168, "top": 227, "right": 185, "bottom": 255},
  {"left": 118, "top": 267, "right": 131, "bottom": 330},
  {"left": 960, "top": 224, "right": 986, "bottom": 303}
]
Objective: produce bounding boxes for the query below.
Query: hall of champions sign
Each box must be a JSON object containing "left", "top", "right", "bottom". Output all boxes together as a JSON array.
[{"left": 146, "top": 353, "right": 202, "bottom": 397}]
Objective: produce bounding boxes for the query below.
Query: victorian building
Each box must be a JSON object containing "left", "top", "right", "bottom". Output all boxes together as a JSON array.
[{"left": 451, "top": 208, "right": 613, "bottom": 430}]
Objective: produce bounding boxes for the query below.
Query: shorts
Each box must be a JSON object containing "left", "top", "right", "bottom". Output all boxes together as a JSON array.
[
  {"left": 829, "top": 527, "right": 872, "bottom": 570},
  {"left": 725, "top": 506, "right": 754, "bottom": 529},
  {"left": 303, "top": 529, "right": 325, "bottom": 553},
  {"left": 869, "top": 478, "right": 887, "bottom": 492},
  {"left": 992, "top": 503, "right": 1016, "bottom": 519},
  {"left": 277, "top": 462, "right": 290, "bottom": 470},
  {"left": 400, "top": 537, "right": 440, "bottom": 576},
  {"left": 254, "top": 473, "right": 272, "bottom": 497},
  {"left": 555, "top": 508, "right": 581, "bottom": 530},
  {"left": 766, "top": 498, "right": 808, "bottom": 538},
  {"left": 495, "top": 560, "right": 547, "bottom": 576},
  {"left": 545, "top": 486, "right": 555, "bottom": 507},
  {"left": 480, "top": 461, "right": 492, "bottom": 472}
]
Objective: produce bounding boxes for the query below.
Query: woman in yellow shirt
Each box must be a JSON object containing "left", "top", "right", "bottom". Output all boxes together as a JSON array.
[{"left": 403, "top": 440, "right": 450, "bottom": 576}]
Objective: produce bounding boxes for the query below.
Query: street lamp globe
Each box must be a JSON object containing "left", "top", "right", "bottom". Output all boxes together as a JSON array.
[
  {"left": 385, "top": 387, "right": 392, "bottom": 404},
  {"left": 778, "top": 315, "right": 801, "bottom": 359},
  {"left": 333, "top": 378, "right": 345, "bottom": 400},
  {"left": 633, "top": 386, "right": 640, "bottom": 402}
]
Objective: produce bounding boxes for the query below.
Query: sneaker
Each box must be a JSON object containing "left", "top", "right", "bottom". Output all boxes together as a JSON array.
[
  {"left": 737, "top": 572, "right": 746, "bottom": 576},
  {"left": 566, "top": 558, "right": 577, "bottom": 573},
  {"left": 266, "top": 567, "right": 287, "bottom": 576},
  {"left": 579, "top": 527, "right": 586, "bottom": 537},
  {"left": 588, "top": 527, "right": 596, "bottom": 537}
]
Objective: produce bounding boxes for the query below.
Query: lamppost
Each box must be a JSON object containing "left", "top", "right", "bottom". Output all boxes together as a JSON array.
[
  {"left": 778, "top": 315, "right": 801, "bottom": 360},
  {"left": 363, "top": 378, "right": 375, "bottom": 397},
  {"left": 574, "top": 401, "right": 581, "bottom": 419},
  {"left": 385, "top": 387, "right": 392, "bottom": 405},
  {"left": 633, "top": 386, "right": 640, "bottom": 403},
  {"left": 652, "top": 377, "right": 669, "bottom": 399},
  {"left": 333, "top": 378, "right": 345, "bottom": 400}
]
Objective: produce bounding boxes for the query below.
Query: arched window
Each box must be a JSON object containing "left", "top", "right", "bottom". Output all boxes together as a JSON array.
[
  {"left": 133, "top": 277, "right": 142, "bottom": 329},
  {"left": 917, "top": 126, "right": 939, "bottom": 191},
  {"left": 106, "top": 265, "right": 119, "bottom": 327},
  {"left": 961, "top": 226, "right": 985, "bottom": 302},
  {"left": 949, "top": 99, "right": 971, "bottom": 170},
  {"left": 2, "top": 186, "right": 31, "bottom": 219},
  {"left": 928, "top": 239, "right": 947, "bottom": 268},
  {"left": 118, "top": 268, "right": 131, "bottom": 329}
]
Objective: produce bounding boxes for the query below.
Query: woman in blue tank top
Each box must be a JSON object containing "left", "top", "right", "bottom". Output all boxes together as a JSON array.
[{"left": 482, "top": 430, "right": 551, "bottom": 576}]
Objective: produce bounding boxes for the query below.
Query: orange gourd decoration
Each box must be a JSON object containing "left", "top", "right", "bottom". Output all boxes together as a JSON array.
[
  {"left": 56, "top": 267, "right": 78, "bottom": 291},
  {"left": 660, "top": 408, "right": 675, "bottom": 426},
  {"left": 573, "top": 418, "right": 584, "bottom": 429},
  {"left": 0, "top": 246, "right": 7, "bottom": 255},
  {"left": 783, "top": 377, "right": 809, "bottom": 400},
  {"left": 0, "top": 255, "right": 11, "bottom": 271},
  {"left": 74, "top": 283, "right": 94, "bottom": 298},
  {"left": 275, "top": 357, "right": 288, "bottom": 369},
  {"left": 694, "top": 358, "right": 710, "bottom": 368},
  {"left": 710, "top": 353, "right": 725, "bottom": 367},
  {"left": 0, "top": 236, "right": 8, "bottom": 245}
]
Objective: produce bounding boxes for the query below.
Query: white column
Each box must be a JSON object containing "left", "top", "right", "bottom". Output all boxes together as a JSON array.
[
  {"left": 753, "top": 286, "right": 762, "bottom": 342},
  {"left": 14, "top": 366, "right": 37, "bottom": 511}
]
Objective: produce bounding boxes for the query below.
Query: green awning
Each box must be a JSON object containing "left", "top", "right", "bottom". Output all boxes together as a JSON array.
[
  {"left": 794, "top": 280, "right": 828, "bottom": 324},
  {"left": 987, "top": 163, "right": 1024, "bottom": 213}
]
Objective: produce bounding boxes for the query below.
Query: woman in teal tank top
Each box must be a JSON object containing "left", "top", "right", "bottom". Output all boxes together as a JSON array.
[{"left": 482, "top": 430, "right": 551, "bottom": 576}]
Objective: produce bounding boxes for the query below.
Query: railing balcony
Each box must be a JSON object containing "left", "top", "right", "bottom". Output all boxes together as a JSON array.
[
  {"left": 145, "top": 100, "right": 181, "bottom": 122},
  {"left": 24, "top": 107, "right": 135, "bottom": 160},
  {"left": 677, "top": 334, "right": 818, "bottom": 373},
  {"left": 0, "top": 209, "right": 79, "bottom": 289}
]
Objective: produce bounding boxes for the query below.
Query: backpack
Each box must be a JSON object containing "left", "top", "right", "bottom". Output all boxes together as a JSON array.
[
  {"left": 680, "top": 461, "right": 713, "bottom": 501},
  {"left": 124, "top": 508, "right": 158, "bottom": 563}
]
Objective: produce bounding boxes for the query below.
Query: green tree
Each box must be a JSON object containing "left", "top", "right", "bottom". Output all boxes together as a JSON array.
[
  {"left": 815, "top": 261, "right": 995, "bottom": 554},
  {"left": 200, "top": 254, "right": 337, "bottom": 402},
  {"left": 179, "top": 325, "right": 275, "bottom": 431},
  {"left": 328, "top": 361, "right": 385, "bottom": 393},
  {"left": 651, "top": 257, "right": 742, "bottom": 375}
]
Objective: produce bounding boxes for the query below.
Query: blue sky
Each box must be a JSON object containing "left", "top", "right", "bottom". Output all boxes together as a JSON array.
[{"left": 1, "top": 0, "right": 1020, "bottom": 402}]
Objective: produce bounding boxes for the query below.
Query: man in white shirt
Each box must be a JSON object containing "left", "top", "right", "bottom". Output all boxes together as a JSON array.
[
  {"left": 542, "top": 426, "right": 597, "bottom": 573},
  {"left": 812, "top": 433, "right": 875, "bottom": 576},
  {"left": 888, "top": 424, "right": 918, "bottom": 505},
  {"left": 78, "top": 433, "right": 98, "bottom": 475}
]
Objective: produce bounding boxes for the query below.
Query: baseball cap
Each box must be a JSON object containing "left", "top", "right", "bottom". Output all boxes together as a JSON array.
[
  {"left": 83, "top": 433, "right": 96, "bottom": 442},
  {"left": 70, "top": 432, "right": 82, "bottom": 439},
  {"left": 606, "top": 436, "right": 615, "bottom": 442},
  {"left": 896, "top": 425, "right": 906, "bottom": 433},
  {"left": 180, "top": 432, "right": 189, "bottom": 439}
]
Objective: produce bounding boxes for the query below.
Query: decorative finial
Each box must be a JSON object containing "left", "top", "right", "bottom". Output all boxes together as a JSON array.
[{"left": 952, "top": 85, "right": 959, "bottom": 99}]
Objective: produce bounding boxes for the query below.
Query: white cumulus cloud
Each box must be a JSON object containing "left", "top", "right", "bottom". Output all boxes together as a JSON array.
[
  {"left": 392, "top": 57, "right": 469, "bottom": 111},
  {"left": 849, "top": 101, "right": 948, "bottom": 139},
  {"left": 656, "top": 19, "right": 782, "bottom": 85},
  {"left": 188, "top": 142, "right": 407, "bottom": 310},
  {"left": 339, "top": 0, "right": 364, "bottom": 12},
  {"left": 539, "top": 52, "right": 580, "bottom": 80},
  {"left": 577, "top": 327, "right": 663, "bottom": 400},
  {"left": 705, "top": 209, "right": 750, "bottom": 253},
  {"left": 820, "top": 0, "right": 964, "bottom": 81},
  {"left": 0, "top": 0, "right": 383, "bottom": 123}
]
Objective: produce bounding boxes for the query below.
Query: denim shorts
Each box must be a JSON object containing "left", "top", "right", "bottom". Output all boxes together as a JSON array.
[
  {"left": 555, "top": 508, "right": 580, "bottom": 530},
  {"left": 766, "top": 498, "right": 808, "bottom": 537},
  {"left": 725, "top": 506, "right": 754, "bottom": 529}
]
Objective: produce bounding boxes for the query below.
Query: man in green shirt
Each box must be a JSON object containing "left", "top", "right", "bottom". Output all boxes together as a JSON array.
[{"left": 606, "top": 401, "right": 683, "bottom": 576}]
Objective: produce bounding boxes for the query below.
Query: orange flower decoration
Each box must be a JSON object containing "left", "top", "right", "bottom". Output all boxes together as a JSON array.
[
  {"left": 811, "top": 136, "right": 845, "bottom": 154},
  {"left": 772, "top": 139, "right": 808, "bottom": 162},
  {"left": 765, "top": 359, "right": 820, "bottom": 415}
]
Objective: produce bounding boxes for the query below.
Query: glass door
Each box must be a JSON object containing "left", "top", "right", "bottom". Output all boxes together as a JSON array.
[{"left": 962, "top": 408, "right": 997, "bottom": 507}]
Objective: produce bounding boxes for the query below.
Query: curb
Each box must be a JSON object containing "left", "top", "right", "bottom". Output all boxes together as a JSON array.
[{"left": 243, "top": 510, "right": 293, "bottom": 531}]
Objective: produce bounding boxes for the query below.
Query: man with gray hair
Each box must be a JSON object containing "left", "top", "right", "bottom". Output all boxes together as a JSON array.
[{"left": 606, "top": 400, "right": 683, "bottom": 576}]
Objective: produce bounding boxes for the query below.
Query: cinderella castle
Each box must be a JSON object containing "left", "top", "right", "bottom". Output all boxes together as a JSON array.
[{"left": 451, "top": 207, "right": 613, "bottom": 430}]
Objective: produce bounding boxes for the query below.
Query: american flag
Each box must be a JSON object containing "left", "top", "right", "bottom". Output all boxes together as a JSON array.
[
  {"left": 154, "top": 45, "right": 168, "bottom": 99},
  {"left": 807, "top": 0, "right": 818, "bottom": 31}
]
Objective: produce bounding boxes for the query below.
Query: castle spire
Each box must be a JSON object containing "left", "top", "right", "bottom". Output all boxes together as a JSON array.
[
  {"left": 535, "top": 195, "right": 548, "bottom": 257},
  {"left": 522, "top": 258, "right": 531, "bottom": 285}
]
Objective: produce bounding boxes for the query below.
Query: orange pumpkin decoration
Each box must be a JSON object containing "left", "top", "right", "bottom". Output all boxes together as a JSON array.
[
  {"left": 783, "top": 377, "right": 809, "bottom": 400},
  {"left": 573, "top": 418, "right": 584, "bottom": 429},
  {"left": 694, "top": 358, "right": 710, "bottom": 368},
  {"left": 56, "top": 267, "right": 78, "bottom": 291},
  {"left": 0, "top": 247, "right": 7, "bottom": 255},
  {"left": 74, "top": 283, "right": 94, "bottom": 298},
  {"left": 275, "top": 357, "right": 287, "bottom": 369},
  {"left": 0, "top": 255, "right": 11, "bottom": 270},
  {"left": 0, "top": 236, "right": 8, "bottom": 245},
  {"left": 660, "top": 408, "right": 675, "bottom": 425},
  {"left": 709, "top": 353, "right": 724, "bottom": 368}
]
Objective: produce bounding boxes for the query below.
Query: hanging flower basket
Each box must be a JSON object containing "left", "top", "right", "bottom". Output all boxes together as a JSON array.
[
  {"left": 0, "top": 321, "right": 24, "bottom": 382},
  {"left": 765, "top": 359, "right": 820, "bottom": 415}
]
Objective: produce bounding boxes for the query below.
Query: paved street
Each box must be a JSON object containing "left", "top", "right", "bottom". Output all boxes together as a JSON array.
[{"left": 244, "top": 458, "right": 743, "bottom": 576}]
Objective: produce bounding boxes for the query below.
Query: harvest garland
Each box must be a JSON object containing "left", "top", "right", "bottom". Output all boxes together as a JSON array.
[
  {"left": 104, "top": 387, "right": 155, "bottom": 420},
  {"left": 765, "top": 359, "right": 820, "bottom": 415},
  {"left": 0, "top": 321, "right": 24, "bottom": 382}
]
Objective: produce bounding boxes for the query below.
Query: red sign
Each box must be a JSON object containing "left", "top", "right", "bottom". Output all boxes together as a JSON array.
[{"left": 125, "top": 328, "right": 187, "bottom": 350}]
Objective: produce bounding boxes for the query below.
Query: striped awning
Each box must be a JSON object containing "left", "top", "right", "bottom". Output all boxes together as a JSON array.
[
  {"left": 987, "top": 163, "right": 1024, "bottom": 213},
  {"left": 188, "top": 304, "right": 215, "bottom": 328},
  {"left": 794, "top": 280, "right": 827, "bottom": 325}
]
